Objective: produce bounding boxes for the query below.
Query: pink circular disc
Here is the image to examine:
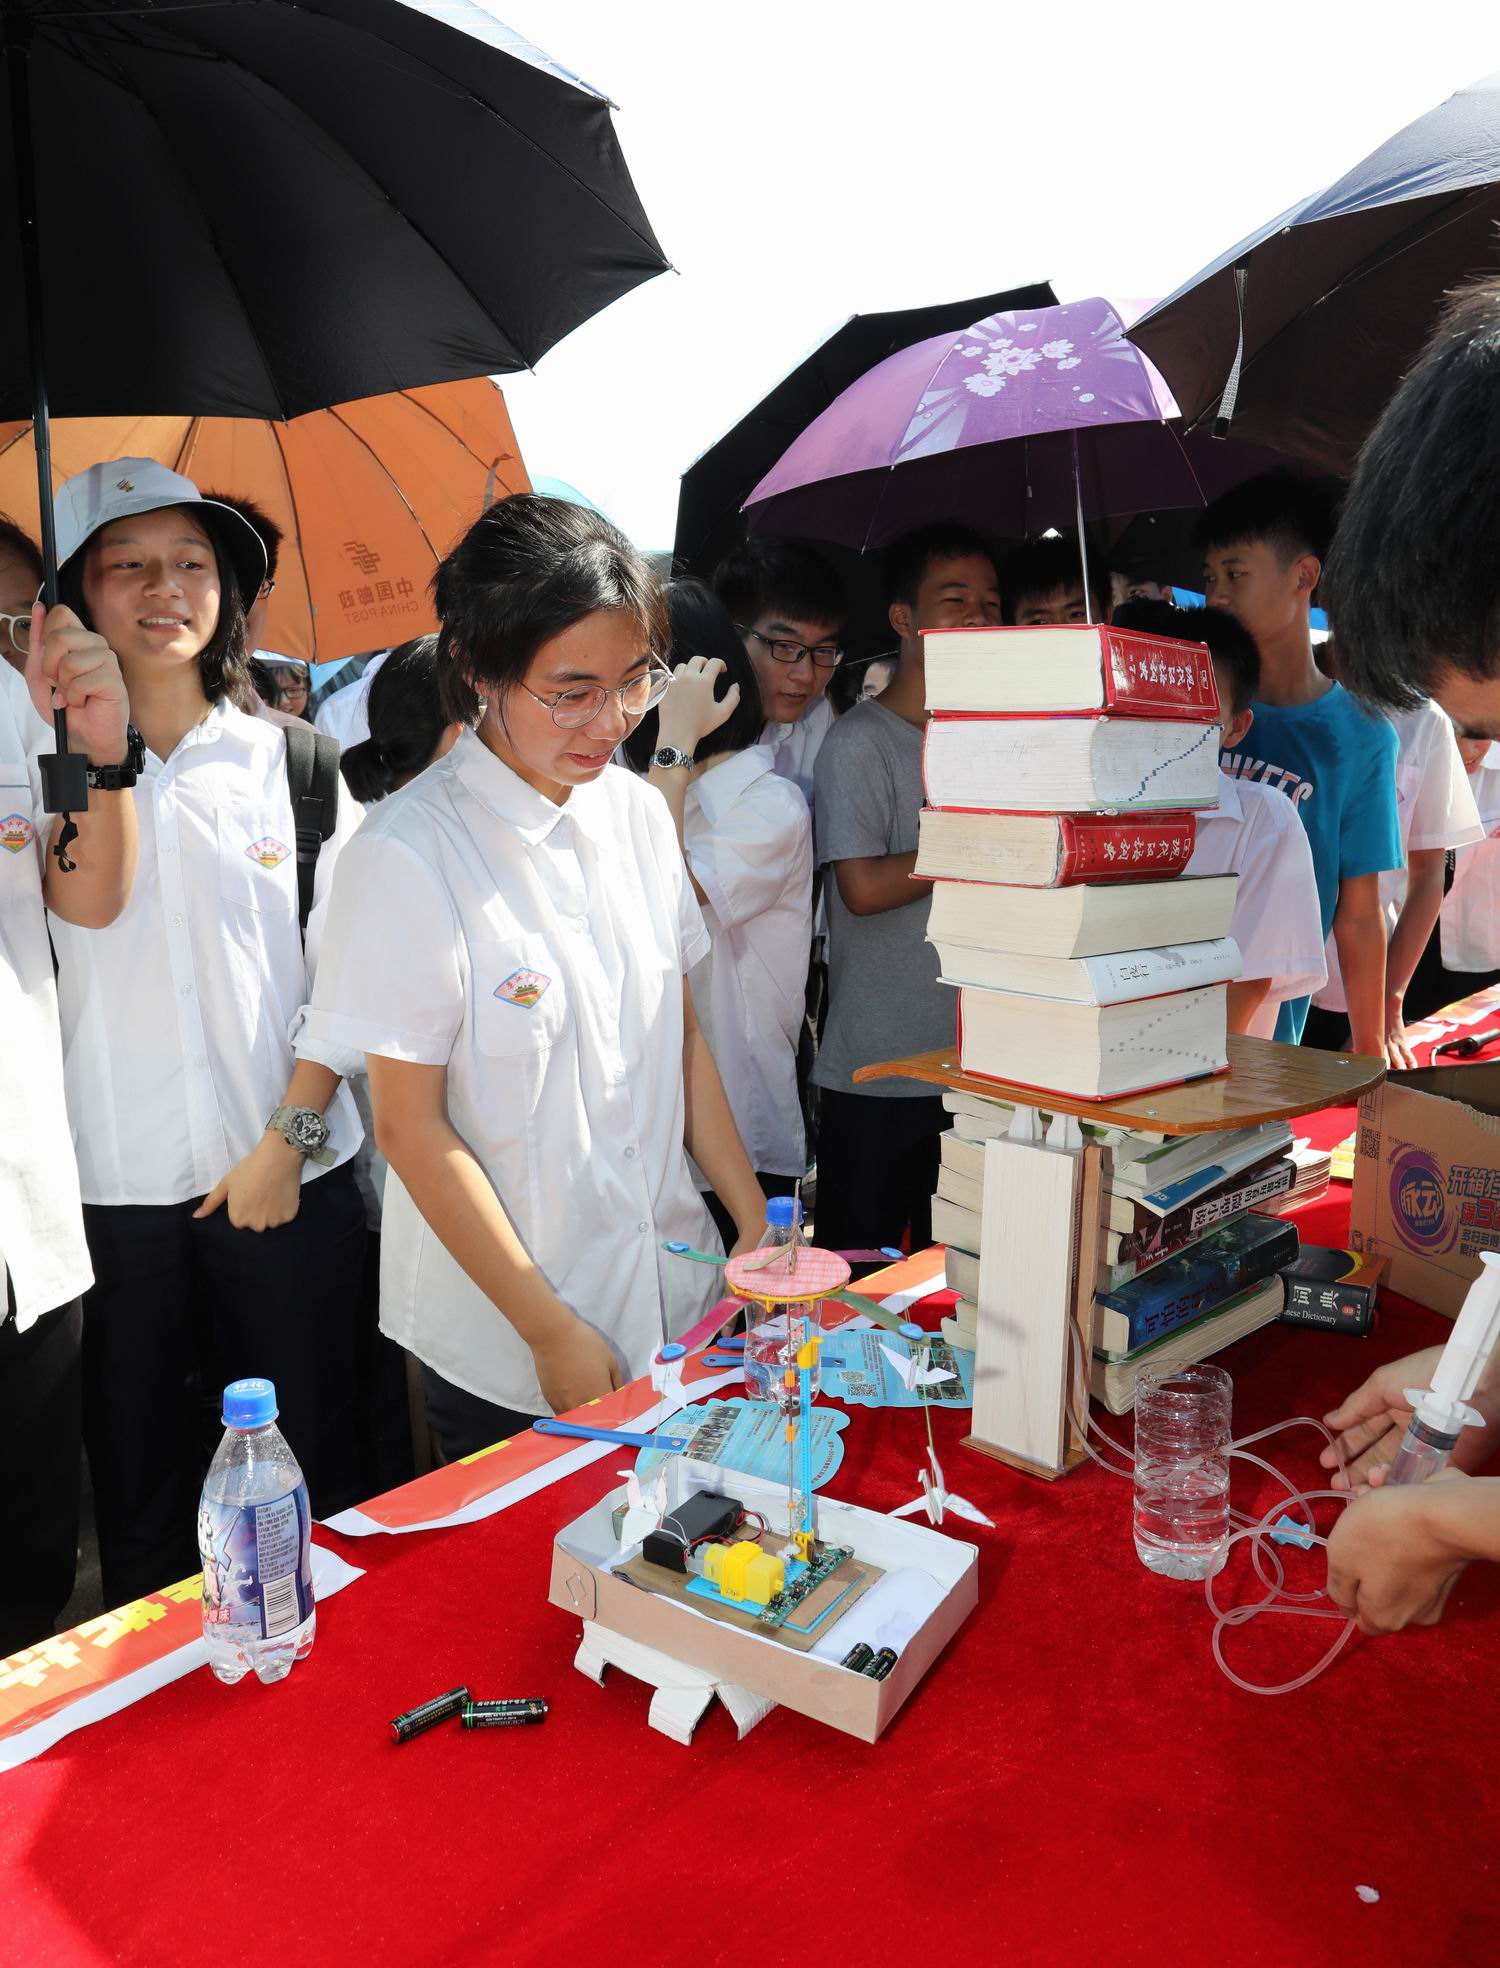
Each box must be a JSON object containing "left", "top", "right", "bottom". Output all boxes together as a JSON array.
[{"left": 723, "top": 1243, "right": 851, "bottom": 1304}]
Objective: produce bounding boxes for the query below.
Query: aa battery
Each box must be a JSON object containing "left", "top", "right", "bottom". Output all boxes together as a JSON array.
[
  {"left": 461, "top": 1699, "right": 548, "bottom": 1729},
  {"left": 863, "top": 1647, "right": 898, "bottom": 1682},
  {"left": 390, "top": 1685, "right": 470, "bottom": 1744},
  {"left": 840, "top": 1642, "right": 875, "bottom": 1673}
]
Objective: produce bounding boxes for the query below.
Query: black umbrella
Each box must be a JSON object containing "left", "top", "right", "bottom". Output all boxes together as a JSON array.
[
  {"left": 2, "top": 0, "right": 666, "bottom": 840},
  {"left": 672, "top": 282, "right": 1056, "bottom": 581},
  {"left": 1128, "top": 72, "right": 1500, "bottom": 472}
]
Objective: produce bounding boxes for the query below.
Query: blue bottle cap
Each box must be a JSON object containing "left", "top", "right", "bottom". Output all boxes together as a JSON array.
[
  {"left": 222, "top": 1378, "right": 278, "bottom": 1428},
  {"left": 765, "top": 1196, "right": 802, "bottom": 1229}
]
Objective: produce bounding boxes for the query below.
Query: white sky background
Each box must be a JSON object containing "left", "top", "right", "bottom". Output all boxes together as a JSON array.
[{"left": 494, "top": 0, "right": 1499, "bottom": 549}]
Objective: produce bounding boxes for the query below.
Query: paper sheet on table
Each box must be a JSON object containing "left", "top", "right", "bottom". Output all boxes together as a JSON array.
[
  {"left": 819, "top": 1331, "right": 974, "bottom": 1409},
  {"left": 634, "top": 1398, "right": 848, "bottom": 1488}
]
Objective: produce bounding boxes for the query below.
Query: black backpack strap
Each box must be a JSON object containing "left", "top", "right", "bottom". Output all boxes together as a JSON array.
[{"left": 283, "top": 724, "right": 341, "bottom": 942}]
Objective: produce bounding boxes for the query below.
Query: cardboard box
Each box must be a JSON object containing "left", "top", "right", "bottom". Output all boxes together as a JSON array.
[
  {"left": 1350, "top": 1064, "right": 1500, "bottom": 1317},
  {"left": 548, "top": 1463, "right": 978, "bottom": 1744}
]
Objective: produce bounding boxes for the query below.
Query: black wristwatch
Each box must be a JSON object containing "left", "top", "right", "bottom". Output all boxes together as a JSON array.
[{"left": 85, "top": 725, "right": 145, "bottom": 792}]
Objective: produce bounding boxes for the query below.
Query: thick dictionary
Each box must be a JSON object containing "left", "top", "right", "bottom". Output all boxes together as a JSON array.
[
  {"left": 922, "top": 714, "right": 1221, "bottom": 813},
  {"left": 923, "top": 623, "right": 1220, "bottom": 720},
  {"left": 914, "top": 808, "right": 1198, "bottom": 886}
]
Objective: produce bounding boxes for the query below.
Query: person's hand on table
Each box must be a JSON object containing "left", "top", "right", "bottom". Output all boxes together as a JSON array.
[
  {"left": 655, "top": 655, "right": 740, "bottom": 758},
  {"left": 533, "top": 1311, "right": 622, "bottom": 1415},
  {"left": 1325, "top": 1467, "right": 1473, "bottom": 1635},
  {"left": 1322, "top": 1347, "right": 1498, "bottom": 1487},
  {"left": 1384, "top": 996, "right": 1420, "bottom": 1070}
]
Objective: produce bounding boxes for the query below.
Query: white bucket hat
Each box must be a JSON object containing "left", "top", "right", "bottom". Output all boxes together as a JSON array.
[{"left": 53, "top": 459, "right": 268, "bottom": 610}]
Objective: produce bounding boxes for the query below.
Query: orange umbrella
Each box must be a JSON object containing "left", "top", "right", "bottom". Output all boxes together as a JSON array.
[{"left": 0, "top": 378, "right": 530, "bottom": 665}]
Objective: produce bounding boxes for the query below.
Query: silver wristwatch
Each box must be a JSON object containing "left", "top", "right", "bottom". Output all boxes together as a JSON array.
[
  {"left": 650, "top": 745, "right": 694, "bottom": 770},
  {"left": 266, "top": 1105, "right": 336, "bottom": 1166}
]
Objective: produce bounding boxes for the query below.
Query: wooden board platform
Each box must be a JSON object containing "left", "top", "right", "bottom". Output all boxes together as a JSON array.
[{"left": 853, "top": 1034, "right": 1384, "bottom": 1136}]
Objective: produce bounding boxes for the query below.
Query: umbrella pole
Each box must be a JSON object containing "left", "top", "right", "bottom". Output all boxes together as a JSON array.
[
  {"left": 1071, "top": 432, "right": 1094, "bottom": 626},
  {"left": 5, "top": 17, "right": 87, "bottom": 862}
]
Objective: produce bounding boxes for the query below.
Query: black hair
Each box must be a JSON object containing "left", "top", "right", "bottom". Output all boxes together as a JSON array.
[
  {"left": 621, "top": 579, "right": 766, "bottom": 771},
  {"left": 0, "top": 513, "right": 42, "bottom": 585},
  {"left": 340, "top": 635, "right": 447, "bottom": 802},
  {"left": 1192, "top": 473, "right": 1333, "bottom": 567},
  {"left": 432, "top": 492, "right": 666, "bottom": 726},
  {"left": 203, "top": 491, "right": 282, "bottom": 587},
  {"left": 999, "top": 534, "right": 1110, "bottom": 625},
  {"left": 883, "top": 521, "right": 998, "bottom": 610},
  {"left": 60, "top": 505, "right": 252, "bottom": 710},
  {"left": 1113, "top": 597, "right": 1260, "bottom": 716},
  {"left": 1323, "top": 280, "right": 1500, "bottom": 711},
  {"left": 711, "top": 537, "right": 847, "bottom": 635}
]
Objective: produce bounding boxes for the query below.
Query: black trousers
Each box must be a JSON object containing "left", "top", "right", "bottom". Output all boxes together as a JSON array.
[
  {"left": 701, "top": 1170, "right": 800, "bottom": 1254},
  {"left": 0, "top": 1292, "right": 82, "bottom": 1654},
  {"left": 81, "top": 1164, "right": 366, "bottom": 1609},
  {"left": 810, "top": 1088, "right": 951, "bottom": 1256},
  {"left": 420, "top": 1364, "right": 541, "bottom": 1466}
]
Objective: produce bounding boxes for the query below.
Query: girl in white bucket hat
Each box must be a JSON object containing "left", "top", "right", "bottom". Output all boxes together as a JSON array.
[{"left": 44, "top": 459, "right": 367, "bottom": 1605}]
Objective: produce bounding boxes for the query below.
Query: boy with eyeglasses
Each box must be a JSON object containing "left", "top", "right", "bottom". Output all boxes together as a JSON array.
[
  {"left": 712, "top": 538, "right": 848, "bottom": 813},
  {"left": 811, "top": 522, "right": 1001, "bottom": 1254}
]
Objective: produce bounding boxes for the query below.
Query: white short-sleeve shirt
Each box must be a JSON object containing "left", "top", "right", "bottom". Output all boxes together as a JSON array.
[
  {"left": 762, "top": 695, "right": 833, "bottom": 815},
  {"left": 1315, "top": 699, "right": 1483, "bottom": 1012},
  {"left": 296, "top": 734, "right": 720, "bottom": 1414},
  {"left": 1185, "top": 768, "right": 1327, "bottom": 1039},
  {"left": 684, "top": 745, "right": 812, "bottom": 1181},
  {"left": 46, "top": 700, "right": 363, "bottom": 1206},
  {"left": 1443, "top": 744, "right": 1500, "bottom": 972},
  {"left": 0, "top": 665, "right": 92, "bottom": 1326}
]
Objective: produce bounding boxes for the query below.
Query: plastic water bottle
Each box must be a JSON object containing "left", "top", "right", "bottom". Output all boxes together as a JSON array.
[
  {"left": 198, "top": 1378, "right": 316, "bottom": 1685},
  {"left": 742, "top": 1196, "right": 823, "bottom": 1406},
  {"left": 1132, "top": 1362, "right": 1232, "bottom": 1580}
]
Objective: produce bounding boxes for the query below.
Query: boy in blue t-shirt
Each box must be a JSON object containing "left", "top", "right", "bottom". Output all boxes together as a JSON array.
[{"left": 1196, "top": 477, "right": 1400, "bottom": 1060}]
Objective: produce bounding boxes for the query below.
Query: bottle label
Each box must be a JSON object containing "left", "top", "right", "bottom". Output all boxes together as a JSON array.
[{"left": 199, "top": 1482, "right": 314, "bottom": 1640}]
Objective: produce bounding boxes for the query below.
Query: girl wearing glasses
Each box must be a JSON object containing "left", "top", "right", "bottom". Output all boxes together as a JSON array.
[{"left": 300, "top": 495, "right": 766, "bottom": 1460}]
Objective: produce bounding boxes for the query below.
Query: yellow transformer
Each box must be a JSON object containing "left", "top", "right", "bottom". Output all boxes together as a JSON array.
[{"left": 701, "top": 1539, "right": 785, "bottom": 1605}]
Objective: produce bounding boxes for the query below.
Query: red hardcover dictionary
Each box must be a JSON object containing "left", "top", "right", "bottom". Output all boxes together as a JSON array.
[
  {"left": 923, "top": 623, "right": 1221, "bottom": 721},
  {"left": 1053, "top": 811, "right": 1198, "bottom": 882},
  {"left": 913, "top": 808, "right": 1199, "bottom": 887}
]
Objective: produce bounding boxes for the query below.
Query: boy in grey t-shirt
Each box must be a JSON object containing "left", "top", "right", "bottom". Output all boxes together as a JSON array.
[{"left": 811, "top": 523, "right": 1001, "bottom": 1253}]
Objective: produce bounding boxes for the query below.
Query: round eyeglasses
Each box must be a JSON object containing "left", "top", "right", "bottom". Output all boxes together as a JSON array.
[
  {"left": 522, "top": 662, "right": 672, "bottom": 730},
  {"left": 0, "top": 611, "right": 32, "bottom": 655}
]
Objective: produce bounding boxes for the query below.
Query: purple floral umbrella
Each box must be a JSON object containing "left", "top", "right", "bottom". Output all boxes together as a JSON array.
[{"left": 743, "top": 295, "right": 1285, "bottom": 562}]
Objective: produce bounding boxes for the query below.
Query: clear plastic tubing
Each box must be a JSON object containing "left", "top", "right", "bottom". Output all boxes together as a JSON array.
[{"left": 1066, "top": 1322, "right": 1358, "bottom": 1695}]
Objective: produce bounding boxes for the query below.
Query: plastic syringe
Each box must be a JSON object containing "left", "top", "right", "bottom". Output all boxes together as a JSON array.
[{"left": 1386, "top": 1250, "right": 1500, "bottom": 1485}]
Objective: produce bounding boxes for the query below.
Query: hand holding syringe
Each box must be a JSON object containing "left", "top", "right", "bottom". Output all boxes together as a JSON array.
[{"left": 1322, "top": 1251, "right": 1500, "bottom": 1491}]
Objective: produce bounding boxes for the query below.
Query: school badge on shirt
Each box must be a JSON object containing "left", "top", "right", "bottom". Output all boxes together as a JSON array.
[
  {"left": 246, "top": 837, "right": 291, "bottom": 870},
  {"left": 0, "top": 812, "right": 35, "bottom": 854},
  {"left": 495, "top": 966, "right": 551, "bottom": 1009}
]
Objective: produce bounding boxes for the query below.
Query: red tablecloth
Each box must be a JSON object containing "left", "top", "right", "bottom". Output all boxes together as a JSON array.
[{"left": 4, "top": 1186, "right": 1498, "bottom": 1968}]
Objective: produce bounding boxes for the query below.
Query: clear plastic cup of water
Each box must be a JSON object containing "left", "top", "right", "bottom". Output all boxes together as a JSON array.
[{"left": 1132, "top": 1362, "right": 1232, "bottom": 1580}]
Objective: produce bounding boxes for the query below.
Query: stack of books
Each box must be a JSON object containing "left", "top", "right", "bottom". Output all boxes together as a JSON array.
[
  {"left": 1253, "top": 1137, "right": 1333, "bottom": 1216},
  {"left": 940, "top": 1110, "right": 1299, "bottom": 1403},
  {"left": 919, "top": 621, "right": 1236, "bottom": 1101}
]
